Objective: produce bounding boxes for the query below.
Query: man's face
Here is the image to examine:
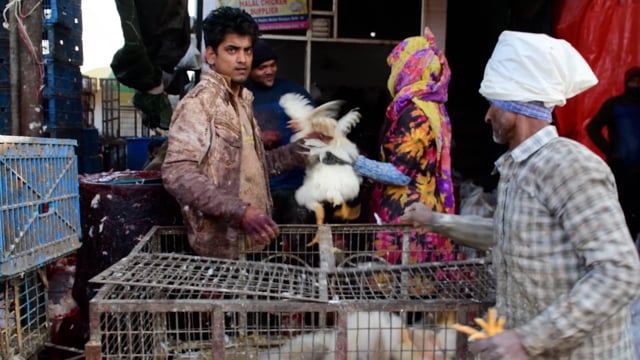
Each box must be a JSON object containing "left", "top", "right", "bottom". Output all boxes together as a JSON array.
[
  {"left": 149, "top": 146, "right": 161, "bottom": 159},
  {"left": 205, "top": 33, "right": 253, "bottom": 86},
  {"left": 484, "top": 103, "right": 517, "bottom": 146},
  {"left": 250, "top": 59, "right": 277, "bottom": 87},
  {"left": 628, "top": 76, "right": 640, "bottom": 88}
]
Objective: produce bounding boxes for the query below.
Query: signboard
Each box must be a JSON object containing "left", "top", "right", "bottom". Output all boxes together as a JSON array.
[{"left": 219, "top": 0, "right": 309, "bottom": 30}]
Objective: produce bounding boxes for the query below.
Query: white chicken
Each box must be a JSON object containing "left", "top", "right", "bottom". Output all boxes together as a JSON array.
[{"left": 279, "top": 93, "right": 363, "bottom": 246}]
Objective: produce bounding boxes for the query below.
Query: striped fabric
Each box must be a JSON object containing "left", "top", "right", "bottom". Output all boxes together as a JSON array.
[{"left": 489, "top": 99, "right": 553, "bottom": 122}]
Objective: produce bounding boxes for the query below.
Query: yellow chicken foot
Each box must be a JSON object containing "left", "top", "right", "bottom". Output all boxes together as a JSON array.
[
  {"left": 306, "top": 205, "right": 325, "bottom": 247},
  {"left": 333, "top": 202, "right": 361, "bottom": 220}
]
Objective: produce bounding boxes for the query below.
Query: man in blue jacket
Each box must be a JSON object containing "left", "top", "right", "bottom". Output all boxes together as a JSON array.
[{"left": 245, "top": 39, "right": 314, "bottom": 225}]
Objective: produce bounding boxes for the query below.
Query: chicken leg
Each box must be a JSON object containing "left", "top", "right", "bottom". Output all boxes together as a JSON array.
[
  {"left": 306, "top": 205, "right": 325, "bottom": 247},
  {"left": 333, "top": 202, "right": 361, "bottom": 221}
]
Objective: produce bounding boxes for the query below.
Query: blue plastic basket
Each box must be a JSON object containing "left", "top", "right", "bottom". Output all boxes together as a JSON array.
[
  {"left": 49, "top": 127, "right": 100, "bottom": 157},
  {"left": 0, "top": 135, "right": 81, "bottom": 276},
  {"left": 43, "top": 59, "right": 82, "bottom": 98},
  {"left": 42, "top": 0, "right": 82, "bottom": 31},
  {"left": 0, "top": 0, "right": 6, "bottom": 40},
  {"left": 78, "top": 154, "right": 103, "bottom": 174},
  {"left": 0, "top": 39, "right": 8, "bottom": 87},
  {"left": 0, "top": 87, "right": 9, "bottom": 135},
  {"left": 42, "top": 24, "right": 83, "bottom": 66},
  {"left": 43, "top": 96, "right": 83, "bottom": 129}
]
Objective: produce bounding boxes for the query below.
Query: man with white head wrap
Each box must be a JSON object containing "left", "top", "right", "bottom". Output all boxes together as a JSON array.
[{"left": 400, "top": 31, "right": 640, "bottom": 359}]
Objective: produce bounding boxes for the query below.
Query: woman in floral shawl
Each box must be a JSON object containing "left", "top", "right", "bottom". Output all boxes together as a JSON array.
[{"left": 370, "top": 27, "right": 456, "bottom": 264}]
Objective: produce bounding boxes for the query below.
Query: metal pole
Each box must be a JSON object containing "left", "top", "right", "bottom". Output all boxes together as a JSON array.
[
  {"left": 18, "top": 0, "right": 43, "bottom": 137},
  {"left": 193, "top": 0, "right": 204, "bottom": 84},
  {"left": 8, "top": 1, "right": 19, "bottom": 135}
]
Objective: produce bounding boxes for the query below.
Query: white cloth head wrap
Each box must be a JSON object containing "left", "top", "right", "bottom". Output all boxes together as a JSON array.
[{"left": 479, "top": 31, "right": 598, "bottom": 107}]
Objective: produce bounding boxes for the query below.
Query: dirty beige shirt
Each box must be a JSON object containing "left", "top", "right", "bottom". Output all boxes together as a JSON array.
[{"left": 239, "top": 105, "right": 269, "bottom": 214}]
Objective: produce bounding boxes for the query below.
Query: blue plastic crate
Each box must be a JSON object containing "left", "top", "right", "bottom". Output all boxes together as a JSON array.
[
  {"left": 0, "top": 39, "right": 8, "bottom": 87},
  {"left": 0, "top": 87, "right": 8, "bottom": 135},
  {"left": 0, "top": 0, "right": 6, "bottom": 40},
  {"left": 49, "top": 127, "right": 100, "bottom": 157},
  {"left": 42, "top": 0, "right": 82, "bottom": 31},
  {"left": 43, "top": 96, "right": 83, "bottom": 129},
  {"left": 43, "top": 59, "right": 82, "bottom": 98},
  {"left": 78, "top": 154, "right": 102, "bottom": 174},
  {"left": 42, "top": 24, "right": 83, "bottom": 66},
  {"left": 0, "top": 135, "right": 81, "bottom": 276}
]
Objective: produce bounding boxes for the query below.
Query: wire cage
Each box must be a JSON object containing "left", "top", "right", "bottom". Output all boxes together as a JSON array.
[
  {"left": 0, "top": 135, "right": 81, "bottom": 276},
  {"left": 0, "top": 267, "right": 49, "bottom": 359},
  {"left": 100, "top": 79, "right": 150, "bottom": 140},
  {"left": 86, "top": 225, "right": 496, "bottom": 360}
]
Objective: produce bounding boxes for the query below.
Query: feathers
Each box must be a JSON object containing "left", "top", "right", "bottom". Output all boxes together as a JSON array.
[
  {"left": 336, "top": 108, "right": 361, "bottom": 137},
  {"left": 295, "top": 164, "right": 361, "bottom": 209},
  {"left": 256, "top": 312, "right": 447, "bottom": 360},
  {"left": 278, "top": 92, "right": 363, "bottom": 215},
  {"left": 279, "top": 93, "right": 345, "bottom": 142}
]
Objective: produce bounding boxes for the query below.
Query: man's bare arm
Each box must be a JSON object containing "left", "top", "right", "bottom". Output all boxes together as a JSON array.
[
  {"left": 401, "top": 203, "right": 495, "bottom": 250},
  {"left": 431, "top": 212, "right": 495, "bottom": 251}
]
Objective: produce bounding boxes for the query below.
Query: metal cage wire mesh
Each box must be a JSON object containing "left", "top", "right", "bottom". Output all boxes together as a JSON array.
[
  {"left": 91, "top": 225, "right": 495, "bottom": 303},
  {"left": 86, "top": 225, "right": 496, "bottom": 360},
  {"left": 0, "top": 136, "right": 81, "bottom": 276},
  {"left": 0, "top": 267, "right": 49, "bottom": 359}
]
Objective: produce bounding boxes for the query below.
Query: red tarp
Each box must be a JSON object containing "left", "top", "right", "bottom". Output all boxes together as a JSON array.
[{"left": 553, "top": 0, "right": 640, "bottom": 159}]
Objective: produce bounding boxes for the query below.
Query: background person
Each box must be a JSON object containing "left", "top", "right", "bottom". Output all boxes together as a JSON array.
[
  {"left": 142, "top": 137, "right": 167, "bottom": 170},
  {"left": 245, "top": 39, "right": 315, "bottom": 225},
  {"left": 401, "top": 31, "right": 640, "bottom": 359}
]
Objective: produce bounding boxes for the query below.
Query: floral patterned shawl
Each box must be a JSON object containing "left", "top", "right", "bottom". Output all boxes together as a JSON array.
[{"left": 371, "top": 27, "right": 456, "bottom": 264}]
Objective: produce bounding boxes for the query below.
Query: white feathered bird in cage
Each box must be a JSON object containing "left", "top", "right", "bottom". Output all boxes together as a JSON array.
[{"left": 279, "top": 93, "right": 363, "bottom": 247}]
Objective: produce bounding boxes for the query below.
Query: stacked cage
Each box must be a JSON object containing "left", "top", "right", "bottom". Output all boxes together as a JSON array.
[
  {"left": 43, "top": 0, "right": 101, "bottom": 174},
  {"left": 100, "top": 78, "right": 127, "bottom": 171},
  {"left": 100, "top": 77, "right": 151, "bottom": 171},
  {"left": 86, "top": 225, "right": 496, "bottom": 360},
  {"left": 0, "top": 135, "right": 82, "bottom": 359}
]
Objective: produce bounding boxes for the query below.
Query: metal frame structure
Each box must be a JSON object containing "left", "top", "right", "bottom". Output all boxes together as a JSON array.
[{"left": 85, "top": 225, "right": 495, "bottom": 359}]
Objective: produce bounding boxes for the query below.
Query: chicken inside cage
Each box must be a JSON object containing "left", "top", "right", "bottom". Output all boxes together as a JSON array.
[
  {"left": 145, "top": 310, "right": 462, "bottom": 360},
  {"left": 253, "top": 311, "right": 459, "bottom": 360}
]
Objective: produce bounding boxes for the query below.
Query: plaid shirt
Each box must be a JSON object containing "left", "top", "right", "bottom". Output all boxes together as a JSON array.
[{"left": 492, "top": 126, "right": 640, "bottom": 359}]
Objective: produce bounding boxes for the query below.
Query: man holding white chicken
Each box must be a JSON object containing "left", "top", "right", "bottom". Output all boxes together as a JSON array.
[
  {"left": 401, "top": 31, "right": 640, "bottom": 359},
  {"left": 162, "top": 7, "right": 311, "bottom": 259},
  {"left": 161, "top": 7, "right": 408, "bottom": 260}
]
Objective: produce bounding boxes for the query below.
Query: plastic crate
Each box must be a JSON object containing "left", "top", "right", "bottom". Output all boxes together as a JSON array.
[
  {"left": 0, "top": 88, "right": 8, "bottom": 135},
  {"left": 43, "top": 59, "right": 82, "bottom": 98},
  {"left": 43, "top": 96, "right": 83, "bottom": 129},
  {"left": 0, "top": 0, "right": 6, "bottom": 40},
  {"left": 77, "top": 154, "right": 102, "bottom": 174},
  {"left": 0, "top": 135, "right": 81, "bottom": 276},
  {"left": 42, "top": 24, "right": 83, "bottom": 66},
  {"left": 48, "top": 127, "right": 100, "bottom": 157},
  {"left": 0, "top": 39, "right": 8, "bottom": 87},
  {"left": 0, "top": 267, "right": 49, "bottom": 359},
  {"left": 42, "top": 0, "right": 82, "bottom": 30}
]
